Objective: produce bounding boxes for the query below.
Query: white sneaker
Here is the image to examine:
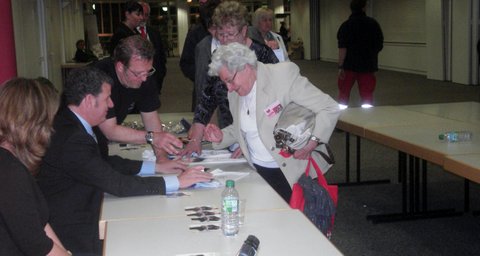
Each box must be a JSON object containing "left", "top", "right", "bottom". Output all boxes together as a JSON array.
[{"left": 361, "top": 104, "right": 373, "bottom": 109}]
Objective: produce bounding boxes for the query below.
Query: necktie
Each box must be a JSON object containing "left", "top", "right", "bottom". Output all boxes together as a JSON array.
[{"left": 139, "top": 26, "right": 147, "bottom": 39}]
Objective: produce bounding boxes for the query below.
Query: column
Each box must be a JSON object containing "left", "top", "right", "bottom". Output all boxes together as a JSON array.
[{"left": 0, "top": 0, "right": 17, "bottom": 85}]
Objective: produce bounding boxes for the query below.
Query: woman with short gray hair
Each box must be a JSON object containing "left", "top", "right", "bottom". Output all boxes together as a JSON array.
[
  {"left": 204, "top": 43, "right": 340, "bottom": 203},
  {"left": 208, "top": 42, "right": 258, "bottom": 76}
]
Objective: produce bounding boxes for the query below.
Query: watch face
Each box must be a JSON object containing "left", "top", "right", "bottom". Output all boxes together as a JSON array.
[{"left": 146, "top": 132, "right": 154, "bottom": 143}]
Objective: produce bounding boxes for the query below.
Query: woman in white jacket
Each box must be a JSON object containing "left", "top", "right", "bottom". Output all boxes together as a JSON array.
[
  {"left": 204, "top": 43, "right": 340, "bottom": 203},
  {"left": 251, "top": 7, "right": 290, "bottom": 62}
]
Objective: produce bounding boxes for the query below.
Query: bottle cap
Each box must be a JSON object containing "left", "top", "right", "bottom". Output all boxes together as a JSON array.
[{"left": 226, "top": 180, "right": 235, "bottom": 188}]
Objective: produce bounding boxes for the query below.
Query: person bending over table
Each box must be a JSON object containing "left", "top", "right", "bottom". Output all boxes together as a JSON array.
[
  {"left": 180, "top": 0, "right": 279, "bottom": 157},
  {"left": 0, "top": 78, "right": 72, "bottom": 255},
  {"left": 37, "top": 67, "right": 212, "bottom": 255},
  {"left": 204, "top": 43, "right": 340, "bottom": 202},
  {"left": 91, "top": 35, "right": 183, "bottom": 161}
]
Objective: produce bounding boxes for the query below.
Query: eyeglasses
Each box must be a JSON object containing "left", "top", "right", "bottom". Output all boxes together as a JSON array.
[
  {"left": 217, "top": 30, "right": 240, "bottom": 40},
  {"left": 125, "top": 65, "right": 156, "bottom": 78},
  {"left": 224, "top": 71, "right": 238, "bottom": 85}
]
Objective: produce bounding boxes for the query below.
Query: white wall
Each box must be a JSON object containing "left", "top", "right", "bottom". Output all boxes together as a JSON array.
[
  {"left": 290, "top": 0, "right": 311, "bottom": 59},
  {"left": 320, "top": 0, "right": 350, "bottom": 63},
  {"left": 374, "top": 0, "right": 426, "bottom": 74},
  {"left": 12, "top": 0, "right": 84, "bottom": 91},
  {"left": 425, "top": 0, "right": 445, "bottom": 81},
  {"left": 12, "top": 0, "right": 44, "bottom": 80},
  {"left": 451, "top": 0, "right": 471, "bottom": 85}
]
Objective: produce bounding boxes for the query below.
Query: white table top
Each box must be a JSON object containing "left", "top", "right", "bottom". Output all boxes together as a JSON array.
[
  {"left": 336, "top": 103, "right": 480, "bottom": 183},
  {"left": 364, "top": 119, "right": 480, "bottom": 165},
  {"left": 103, "top": 209, "right": 343, "bottom": 256},
  {"left": 99, "top": 163, "right": 290, "bottom": 239},
  {"left": 101, "top": 113, "right": 340, "bottom": 255},
  {"left": 400, "top": 101, "right": 480, "bottom": 124},
  {"left": 337, "top": 106, "right": 448, "bottom": 136}
]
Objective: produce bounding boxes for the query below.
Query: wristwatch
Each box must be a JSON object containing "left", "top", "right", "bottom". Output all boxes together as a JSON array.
[
  {"left": 310, "top": 135, "right": 321, "bottom": 144},
  {"left": 145, "top": 131, "right": 154, "bottom": 144}
]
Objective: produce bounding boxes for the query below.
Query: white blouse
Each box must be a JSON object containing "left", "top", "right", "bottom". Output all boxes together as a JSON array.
[{"left": 240, "top": 82, "right": 278, "bottom": 168}]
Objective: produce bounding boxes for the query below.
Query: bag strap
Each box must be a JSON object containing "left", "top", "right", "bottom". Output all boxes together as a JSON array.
[
  {"left": 314, "top": 142, "right": 335, "bottom": 165},
  {"left": 305, "top": 157, "right": 329, "bottom": 188}
]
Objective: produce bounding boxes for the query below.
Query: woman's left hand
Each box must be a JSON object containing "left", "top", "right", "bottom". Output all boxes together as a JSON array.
[
  {"left": 293, "top": 140, "right": 318, "bottom": 160},
  {"left": 204, "top": 124, "right": 223, "bottom": 143},
  {"left": 231, "top": 147, "right": 244, "bottom": 158}
]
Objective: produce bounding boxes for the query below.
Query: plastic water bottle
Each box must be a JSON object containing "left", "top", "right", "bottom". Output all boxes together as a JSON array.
[
  {"left": 438, "top": 131, "right": 473, "bottom": 142},
  {"left": 221, "top": 180, "right": 239, "bottom": 236}
]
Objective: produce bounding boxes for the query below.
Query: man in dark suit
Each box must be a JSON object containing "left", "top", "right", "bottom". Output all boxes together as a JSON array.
[
  {"left": 37, "top": 67, "right": 212, "bottom": 255},
  {"left": 138, "top": 1, "right": 167, "bottom": 94}
]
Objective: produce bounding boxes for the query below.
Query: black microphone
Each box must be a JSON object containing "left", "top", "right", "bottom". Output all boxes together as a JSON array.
[{"left": 237, "top": 235, "right": 260, "bottom": 256}]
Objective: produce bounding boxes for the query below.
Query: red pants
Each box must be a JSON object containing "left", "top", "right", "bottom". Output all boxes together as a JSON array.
[{"left": 337, "top": 70, "right": 376, "bottom": 105}]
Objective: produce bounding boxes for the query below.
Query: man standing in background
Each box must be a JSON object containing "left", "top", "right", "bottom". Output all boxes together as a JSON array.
[
  {"left": 138, "top": 1, "right": 167, "bottom": 94},
  {"left": 337, "top": 0, "right": 383, "bottom": 109}
]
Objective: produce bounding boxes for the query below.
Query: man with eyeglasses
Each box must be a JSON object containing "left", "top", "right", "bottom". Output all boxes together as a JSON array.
[{"left": 91, "top": 35, "right": 183, "bottom": 160}]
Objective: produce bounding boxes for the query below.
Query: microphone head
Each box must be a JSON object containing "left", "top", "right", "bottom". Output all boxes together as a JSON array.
[{"left": 245, "top": 235, "right": 260, "bottom": 250}]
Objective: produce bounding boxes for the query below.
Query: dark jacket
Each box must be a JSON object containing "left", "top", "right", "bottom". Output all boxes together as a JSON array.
[
  {"left": 37, "top": 107, "right": 166, "bottom": 255},
  {"left": 337, "top": 11, "right": 383, "bottom": 72},
  {"left": 144, "top": 25, "right": 167, "bottom": 93},
  {"left": 180, "top": 24, "right": 210, "bottom": 82},
  {"left": 109, "top": 23, "right": 138, "bottom": 56}
]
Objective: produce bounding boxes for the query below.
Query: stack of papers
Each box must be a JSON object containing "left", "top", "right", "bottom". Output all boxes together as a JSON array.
[
  {"left": 143, "top": 149, "right": 248, "bottom": 165},
  {"left": 191, "top": 150, "right": 247, "bottom": 165},
  {"left": 192, "top": 168, "right": 250, "bottom": 189}
]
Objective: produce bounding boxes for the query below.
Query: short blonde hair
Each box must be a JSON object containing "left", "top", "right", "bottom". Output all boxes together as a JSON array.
[
  {"left": 252, "top": 7, "right": 274, "bottom": 28},
  {"left": 0, "top": 78, "right": 59, "bottom": 173}
]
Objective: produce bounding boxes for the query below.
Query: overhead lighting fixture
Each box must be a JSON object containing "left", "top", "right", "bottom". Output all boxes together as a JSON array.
[
  {"left": 92, "top": 4, "right": 95, "bottom": 10},
  {"left": 162, "top": 6, "right": 168, "bottom": 12}
]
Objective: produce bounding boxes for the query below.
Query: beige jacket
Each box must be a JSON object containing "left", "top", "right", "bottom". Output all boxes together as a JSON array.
[{"left": 213, "top": 62, "right": 340, "bottom": 186}]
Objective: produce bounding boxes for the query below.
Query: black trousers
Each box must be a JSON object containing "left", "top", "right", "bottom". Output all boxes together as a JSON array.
[{"left": 253, "top": 164, "right": 292, "bottom": 203}]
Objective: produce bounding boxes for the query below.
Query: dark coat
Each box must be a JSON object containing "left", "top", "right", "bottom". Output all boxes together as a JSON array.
[{"left": 37, "top": 107, "right": 166, "bottom": 255}]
